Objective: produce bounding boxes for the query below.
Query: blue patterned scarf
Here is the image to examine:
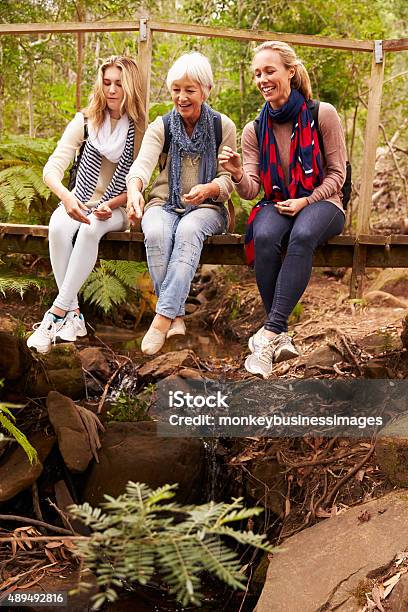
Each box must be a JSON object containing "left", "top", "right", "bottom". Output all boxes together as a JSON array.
[{"left": 165, "top": 103, "right": 218, "bottom": 214}]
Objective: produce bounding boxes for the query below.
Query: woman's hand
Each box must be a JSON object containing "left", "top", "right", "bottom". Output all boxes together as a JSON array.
[
  {"left": 93, "top": 203, "right": 112, "bottom": 221},
  {"left": 275, "top": 198, "right": 309, "bottom": 216},
  {"left": 183, "top": 183, "right": 219, "bottom": 206},
  {"left": 62, "top": 192, "right": 90, "bottom": 224},
  {"left": 127, "top": 183, "right": 145, "bottom": 224},
  {"left": 218, "top": 146, "right": 243, "bottom": 182}
]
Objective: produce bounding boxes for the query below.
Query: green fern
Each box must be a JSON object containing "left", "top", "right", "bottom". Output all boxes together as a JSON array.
[
  {"left": 0, "top": 136, "right": 55, "bottom": 222},
  {"left": 0, "top": 404, "right": 38, "bottom": 464},
  {"left": 70, "top": 482, "right": 277, "bottom": 608},
  {"left": 0, "top": 274, "right": 50, "bottom": 298},
  {"left": 81, "top": 260, "right": 147, "bottom": 314}
]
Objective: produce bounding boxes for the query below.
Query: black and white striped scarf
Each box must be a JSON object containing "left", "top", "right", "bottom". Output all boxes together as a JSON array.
[{"left": 74, "top": 119, "right": 135, "bottom": 205}]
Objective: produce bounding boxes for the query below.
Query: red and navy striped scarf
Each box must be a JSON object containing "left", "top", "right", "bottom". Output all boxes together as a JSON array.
[{"left": 245, "top": 90, "right": 323, "bottom": 266}]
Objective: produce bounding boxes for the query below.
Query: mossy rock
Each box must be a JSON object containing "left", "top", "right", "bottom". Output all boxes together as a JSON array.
[
  {"left": 27, "top": 344, "right": 85, "bottom": 399},
  {"left": 376, "top": 415, "right": 408, "bottom": 487}
]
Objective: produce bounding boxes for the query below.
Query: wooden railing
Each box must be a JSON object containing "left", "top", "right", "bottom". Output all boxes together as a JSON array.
[{"left": 1, "top": 19, "right": 407, "bottom": 293}]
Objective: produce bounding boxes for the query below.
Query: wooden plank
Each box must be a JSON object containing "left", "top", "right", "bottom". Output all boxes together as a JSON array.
[
  {"left": 137, "top": 17, "right": 152, "bottom": 138},
  {"left": 356, "top": 53, "right": 385, "bottom": 234},
  {"left": 383, "top": 38, "right": 408, "bottom": 51},
  {"left": 0, "top": 20, "right": 374, "bottom": 52},
  {"left": 353, "top": 50, "right": 385, "bottom": 297},
  {"left": 0, "top": 21, "right": 142, "bottom": 35},
  {"left": 350, "top": 244, "right": 367, "bottom": 298},
  {"left": 149, "top": 21, "right": 374, "bottom": 52}
]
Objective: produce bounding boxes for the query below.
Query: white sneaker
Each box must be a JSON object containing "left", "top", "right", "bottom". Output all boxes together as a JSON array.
[
  {"left": 245, "top": 339, "right": 275, "bottom": 379},
  {"left": 56, "top": 311, "right": 87, "bottom": 342},
  {"left": 27, "top": 311, "right": 66, "bottom": 354},
  {"left": 249, "top": 328, "right": 300, "bottom": 363}
]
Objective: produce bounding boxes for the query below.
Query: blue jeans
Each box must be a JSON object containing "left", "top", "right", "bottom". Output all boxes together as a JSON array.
[
  {"left": 253, "top": 201, "right": 345, "bottom": 333},
  {"left": 141, "top": 205, "right": 226, "bottom": 319}
]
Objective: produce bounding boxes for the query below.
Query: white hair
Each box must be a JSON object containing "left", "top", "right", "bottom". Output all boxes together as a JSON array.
[{"left": 166, "top": 52, "right": 214, "bottom": 100}]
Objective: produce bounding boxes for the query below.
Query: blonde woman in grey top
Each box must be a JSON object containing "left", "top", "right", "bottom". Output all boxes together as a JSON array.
[{"left": 126, "top": 52, "right": 236, "bottom": 355}]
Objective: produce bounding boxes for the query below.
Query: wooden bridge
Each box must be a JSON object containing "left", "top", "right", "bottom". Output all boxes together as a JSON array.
[
  {"left": 1, "top": 224, "right": 408, "bottom": 270},
  {"left": 1, "top": 18, "right": 408, "bottom": 295}
]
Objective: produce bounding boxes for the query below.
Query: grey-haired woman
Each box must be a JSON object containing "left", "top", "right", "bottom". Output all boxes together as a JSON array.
[{"left": 126, "top": 51, "right": 236, "bottom": 355}]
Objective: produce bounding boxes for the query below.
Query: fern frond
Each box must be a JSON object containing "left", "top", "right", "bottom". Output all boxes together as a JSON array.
[
  {"left": 0, "top": 408, "right": 38, "bottom": 464},
  {"left": 0, "top": 275, "right": 48, "bottom": 298},
  {"left": 69, "top": 482, "right": 274, "bottom": 608},
  {"left": 81, "top": 268, "right": 126, "bottom": 313},
  {"left": 102, "top": 260, "right": 147, "bottom": 288}
]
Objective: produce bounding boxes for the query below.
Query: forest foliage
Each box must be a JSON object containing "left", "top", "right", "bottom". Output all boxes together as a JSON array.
[{"left": 0, "top": 1, "right": 407, "bottom": 225}]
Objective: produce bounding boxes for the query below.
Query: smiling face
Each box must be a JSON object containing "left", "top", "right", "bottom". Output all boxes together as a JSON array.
[
  {"left": 102, "top": 65, "right": 125, "bottom": 118},
  {"left": 170, "top": 76, "right": 205, "bottom": 127},
  {"left": 253, "top": 49, "right": 295, "bottom": 110}
]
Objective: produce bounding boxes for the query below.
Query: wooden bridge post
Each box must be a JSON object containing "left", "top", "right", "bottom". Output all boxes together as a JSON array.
[
  {"left": 136, "top": 16, "right": 152, "bottom": 155},
  {"left": 350, "top": 41, "right": 385, "bottom": 298}
]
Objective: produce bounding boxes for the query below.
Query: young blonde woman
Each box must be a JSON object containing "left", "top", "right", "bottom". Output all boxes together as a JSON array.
[
  {"left": 220, "top": 42, "right": 346, "bottom": 378},
  {"left": 27, "top": 56, "right": 145, "bottom": 353}
]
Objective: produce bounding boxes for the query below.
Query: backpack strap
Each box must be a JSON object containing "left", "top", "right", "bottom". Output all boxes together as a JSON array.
[
  {"left": 162, "top": 111, "right": 172, "bottom": 156},
  {"left": 306, "top": 99, "right": 325, "bottom": 157}
]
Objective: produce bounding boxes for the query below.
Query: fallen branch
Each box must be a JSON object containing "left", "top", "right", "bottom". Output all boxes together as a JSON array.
[
  {"left": 0, "top": 515, "right": 73, "bottom": 536},
  {"left": 97, "top": 356, "right": 132, "bottom": 414},
  {"left": 321, "top": 443, "right": 376, "bottom": 509}
]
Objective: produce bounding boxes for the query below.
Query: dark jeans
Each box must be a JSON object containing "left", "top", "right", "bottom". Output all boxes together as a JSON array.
[{"left": 253, "top": 201, "right": 345, "bottom": 333}]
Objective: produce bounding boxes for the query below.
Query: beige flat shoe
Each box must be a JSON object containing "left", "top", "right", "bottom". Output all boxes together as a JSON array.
[
  {"left": 141, "top": 326, "right": 167, "bottom": 355},
  {"left": 166, "top": 318, "right": 186, "bottom": 339}
]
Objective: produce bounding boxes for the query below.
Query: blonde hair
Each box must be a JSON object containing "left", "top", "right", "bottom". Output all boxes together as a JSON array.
[
  {"left": 85, "top": 56, "right": 145, "bottom": 130},
  {"left": 166, "top": 52, "right": 214, "bottom": 100},
  {"left": 253, "top": 41, "right": 313, "bottom": 100}
]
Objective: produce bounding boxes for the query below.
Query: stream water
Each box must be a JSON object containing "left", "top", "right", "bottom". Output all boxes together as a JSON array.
[{"left": 93, "top": 323, "right": 241, "bottom": 360}]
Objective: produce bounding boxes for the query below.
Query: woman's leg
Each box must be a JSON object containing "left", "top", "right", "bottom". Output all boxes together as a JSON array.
[
  {"left": 265, "top": 202, "right": 345, "bottom": 334},
  {"left": 141, "top": 206, "right": 179, "bottom": 297},
  {"left": 52, "top": 209, "right": 125, "bottom": 312},
  {"left": 252, "top": 204, "right": 293, "bottom": 315},
  {"left": 48, "top": 205, "right": 82, "bottom": 311},
  {"left": 156, "top": 208, "right": 226, "bottom": 319}
]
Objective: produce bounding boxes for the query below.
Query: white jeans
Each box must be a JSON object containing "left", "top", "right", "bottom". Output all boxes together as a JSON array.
[{"left": 48, "top": 205, "right": 125, "bottom": 312}]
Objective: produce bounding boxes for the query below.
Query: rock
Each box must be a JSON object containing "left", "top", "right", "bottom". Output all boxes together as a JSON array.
[
  {"left": 46, "top": 391, "right": 92, "bottom": 472},
  {"left": 254, "top": 491, "right": 408, "bottom": 612},
  {"left": 79, "top": 347, "right": 111, "bottom": 380},
  {"left": 358, "top": 331, "right": 401, "bottom": 355},
  {"left": 83, "top": 421, "right": 204, "bottom": 505},
  {"left": 304, "top": 345, "right": 343, "bottom": 376},
  {"left": 0, "top": 315, "right": 19, "bottom": 334},
  {"left": 363, "top": 358, "right": 392, "bottom": 378},
  {"left": 245, "top": 457, "right": 286, "bottom": 516},
  {"left": 376, "top": 415, "right": 408, "bottom": 487},
  {"left": 29, "top": 344, "right": 85, "bottom": 399},
  {"left": 402, "top": 314, "right": 408, "bottom": 349},
  {"left": 0, "top": 431, "right": 55, "bottom": 502},
  {"left": 387, "top": 571, "right": 408, "bottom": 610},
  {"left": 185, "top": 302, "right": 198, "bottom": 314},
  {"left": 138, "top": 350, "right": 196, "bottom": 383},
  {"left": 0, "top": 332, "right": 31, "bottom": 382}
]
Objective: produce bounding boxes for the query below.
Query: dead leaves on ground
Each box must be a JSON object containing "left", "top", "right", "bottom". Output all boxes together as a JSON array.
[{"left": 0, "top": 527, "right": 79, "bottom": 594}]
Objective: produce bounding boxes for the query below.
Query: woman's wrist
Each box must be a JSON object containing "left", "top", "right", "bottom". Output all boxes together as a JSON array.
[{"left": 232, "top": 170, "right": 244, "bottom": 183}]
